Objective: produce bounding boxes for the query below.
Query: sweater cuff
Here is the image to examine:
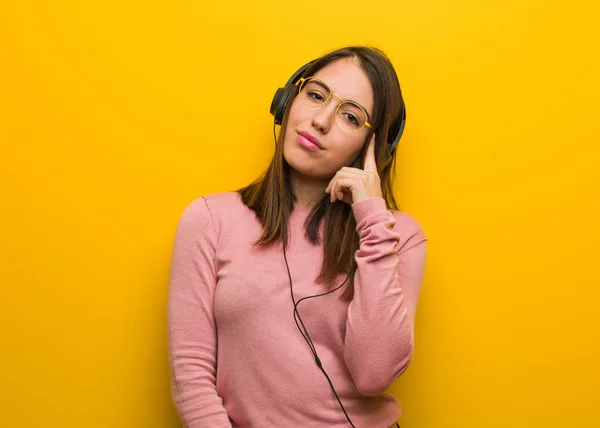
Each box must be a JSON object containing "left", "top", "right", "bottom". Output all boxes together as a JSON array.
[{"left": 351, "top": 197, "right": 388, "bottom": 225}]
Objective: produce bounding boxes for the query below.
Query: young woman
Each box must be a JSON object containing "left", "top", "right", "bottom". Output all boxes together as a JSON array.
[{"left": 167, "top": 46, "right": 427, "bottom": 427}]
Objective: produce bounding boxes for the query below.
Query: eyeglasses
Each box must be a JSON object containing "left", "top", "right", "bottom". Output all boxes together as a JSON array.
[{"left": 295, "top": 77, "right": 372, "bottom": 134}]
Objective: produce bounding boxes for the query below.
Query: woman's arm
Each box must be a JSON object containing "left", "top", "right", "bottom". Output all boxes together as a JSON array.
[
  {"left": 167, "top": 198, "right": 232, "bottom": 427},
  {"left": 344, "top": 197, "right": 427, "bottom": 395}
]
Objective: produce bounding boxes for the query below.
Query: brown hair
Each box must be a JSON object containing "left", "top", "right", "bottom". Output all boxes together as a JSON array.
[{"left": 237, "top": 46, "right": 405, "bottom": 301}]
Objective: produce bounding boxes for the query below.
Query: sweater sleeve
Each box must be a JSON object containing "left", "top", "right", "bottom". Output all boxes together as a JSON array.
[
  {"left": 344, "top": 197, "right": 428, "bottom": 396},
  {"left": 167, "top": 197, "right": 232, "bottom": 428}
]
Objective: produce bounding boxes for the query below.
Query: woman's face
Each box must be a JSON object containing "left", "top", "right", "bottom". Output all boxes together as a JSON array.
[{"left": 282, "top": 58, "right": 374, "bottom": 180}]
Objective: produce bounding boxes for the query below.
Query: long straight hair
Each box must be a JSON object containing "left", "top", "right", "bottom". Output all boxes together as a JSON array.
[{"left": 237, "top": 46, "right": 405, "bottom": 301}]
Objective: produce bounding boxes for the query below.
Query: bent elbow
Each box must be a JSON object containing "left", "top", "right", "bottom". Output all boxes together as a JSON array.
[
  {"left": 353, "top": 351, "right": 414, "bottom": 396},
  {"left": 354, "top": 376, "right": 393, "bottom": 396}
]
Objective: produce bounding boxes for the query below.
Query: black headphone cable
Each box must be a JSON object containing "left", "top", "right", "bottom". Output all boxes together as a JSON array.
[{"left": 276, "top": 124, "right": 357, "bottom": 428}]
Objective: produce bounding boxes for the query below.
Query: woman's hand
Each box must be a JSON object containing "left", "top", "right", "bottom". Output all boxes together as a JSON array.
[{"left": 325, "top": 135, "right": 383, "bottom": 205}]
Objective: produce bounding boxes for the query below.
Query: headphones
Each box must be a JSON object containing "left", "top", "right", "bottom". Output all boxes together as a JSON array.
[{"left": 270, "top": 60, "right": 407, "bottom": 158}]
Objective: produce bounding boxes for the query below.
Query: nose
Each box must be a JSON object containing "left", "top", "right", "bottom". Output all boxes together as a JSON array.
[{"left": 311, "top": 100, "right": 337, "bottom": 133}]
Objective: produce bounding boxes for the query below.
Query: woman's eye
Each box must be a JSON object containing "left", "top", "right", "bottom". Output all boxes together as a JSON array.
[
  {"left": 308, "top": 92, "right": 325, "bottom": 102},
  {"left": 343, "top": 113, "right": 359, "bottom": 126}
]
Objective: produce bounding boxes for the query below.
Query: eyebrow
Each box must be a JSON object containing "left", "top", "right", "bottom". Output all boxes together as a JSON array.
[{"left": 311, "top": 79, "right": 372, "bottom": 120}]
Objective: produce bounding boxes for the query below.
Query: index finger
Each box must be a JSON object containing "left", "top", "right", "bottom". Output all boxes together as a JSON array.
[{"left": 363, "top": 134, "right": 377, "bottom": 172}]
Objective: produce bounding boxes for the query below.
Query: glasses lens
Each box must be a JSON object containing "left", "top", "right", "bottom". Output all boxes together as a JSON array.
[
  {"left": 299, "top": 78, "right": 330, "bottom": 107},
  {"left": 299, "top": 78, "right": 367, "bottom": 133},
  {"left": 336, "top": 101, "right": 367, "bottom": 133}
]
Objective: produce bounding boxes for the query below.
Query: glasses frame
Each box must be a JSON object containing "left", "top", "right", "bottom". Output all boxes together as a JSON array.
[{"left": 295, "top": 77, "right": 372, "bottom": 134}]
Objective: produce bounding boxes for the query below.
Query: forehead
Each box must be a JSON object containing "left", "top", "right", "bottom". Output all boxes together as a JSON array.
[{"left": 311, "top": 58, "right": 374, "bottom": 114}]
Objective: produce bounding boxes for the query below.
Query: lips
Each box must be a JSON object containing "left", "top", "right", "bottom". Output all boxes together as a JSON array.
[{"left": 297, "top": 131, "right": 322, "bottom": 149}]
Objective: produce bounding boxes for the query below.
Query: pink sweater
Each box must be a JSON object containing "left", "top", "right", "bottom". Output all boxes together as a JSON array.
[{"left": 167, "top": 191, "right": 427, "bottom": 427}]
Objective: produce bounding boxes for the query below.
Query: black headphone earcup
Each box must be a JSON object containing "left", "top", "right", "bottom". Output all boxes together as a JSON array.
[
  {"left": 271, "top": 61, "right": 314, "bottom": 126},
  {"left": 388, "top": 106, "right": 406, "bottom": 155},
  {"left": 270, "top": 87, "right": 285, "bottom": 125},
  {"left": 271, "top": 86, "right": 296, "bottom": 126}
]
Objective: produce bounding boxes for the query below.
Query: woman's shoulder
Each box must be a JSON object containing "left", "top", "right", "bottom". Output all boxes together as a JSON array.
[
  {"left": 176, "top": 191, "right": 255, "bottom": 242},
  {"left": 389, "top": 208, "right": 428, "bottom": 253},
  {"left": 181, "top": 191, "right": 255, "bottom": 227},
  {"left": 201, "top": 190, "right": 245, "bottom": 209},
  {"left": 182, "top": 191, "right": 247, "bottom": 217}
]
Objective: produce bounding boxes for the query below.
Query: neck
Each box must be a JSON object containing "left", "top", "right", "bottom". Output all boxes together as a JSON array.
[{"left": 289, "top": 168, "right": 328, "bottom": 212}]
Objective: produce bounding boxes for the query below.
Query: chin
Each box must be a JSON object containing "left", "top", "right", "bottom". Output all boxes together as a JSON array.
[
  {"left": 283, "top": 148, "right": 318, "bottom": 177},
  {"left": 285, "top": 154, "right": 313, "bottom": 175}
]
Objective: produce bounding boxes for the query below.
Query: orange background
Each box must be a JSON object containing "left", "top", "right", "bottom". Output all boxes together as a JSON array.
[{"left": 1, "top": 1, "right": 599, "bottom": 427}]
